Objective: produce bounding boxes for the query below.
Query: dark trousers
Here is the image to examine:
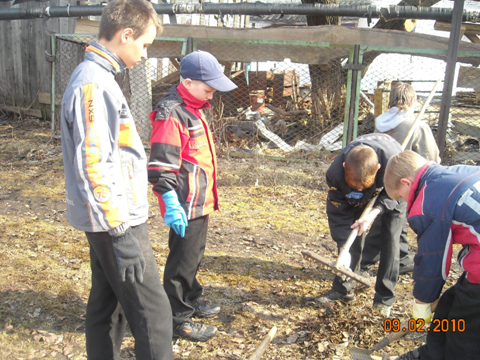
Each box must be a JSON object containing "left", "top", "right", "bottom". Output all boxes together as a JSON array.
[
  {"left": 85, "top": 222, "right": 173, "bottom": 360},
  {"left": 419, "top": 273, "right": 480, "bottom": 360},
  {"left": 360, "top": 225, "right": 412, "bottom": 268},
  {"left": 164, "top": 215, "right": 209, "bottom": 330},
  {"left": 332, "top": 200, "right": 406, "bottom": 306}
]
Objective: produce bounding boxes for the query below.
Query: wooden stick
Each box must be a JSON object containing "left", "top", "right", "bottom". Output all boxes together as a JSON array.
[
  {"left": 301, "top": 250, "right": 372, "bottom": 286},
  {"left": 248, "top": 326, "right": 277, "bottom": 360},
  {"left": 334, "top": 195, "right": 377, "bottom": 271},
  {"left": 401, "top": 79, "right": 442, "bottom": 149}
]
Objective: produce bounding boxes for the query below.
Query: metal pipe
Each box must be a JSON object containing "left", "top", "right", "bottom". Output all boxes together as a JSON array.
[
  {"left": 0, "top": 3, "right": 479, "bottom": 22},
  {"left": 50, "top": 34, "right": 56, "bottom": 136},
  {"left": 353, "top": 48, "right": 363, "bottom": 140},
  {"left": 437, "top": 0, "right": 465, "bottom": 158}
]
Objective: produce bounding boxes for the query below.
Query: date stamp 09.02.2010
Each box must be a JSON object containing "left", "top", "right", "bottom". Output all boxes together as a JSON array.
[{"left": 384, "top": 318, "right": 466, "bottom": 333}]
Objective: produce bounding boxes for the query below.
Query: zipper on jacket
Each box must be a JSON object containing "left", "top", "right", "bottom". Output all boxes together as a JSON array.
[{"left": 187, "top": 164, "right": 198, "bottom": 220}]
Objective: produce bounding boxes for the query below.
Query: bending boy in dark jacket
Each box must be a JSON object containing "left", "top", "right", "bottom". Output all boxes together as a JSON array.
[{"left": 316, "top": 134, "right": 405, "bottom": 317}]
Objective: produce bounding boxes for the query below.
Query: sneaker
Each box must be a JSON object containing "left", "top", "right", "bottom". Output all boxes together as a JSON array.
[
  {"left": 192, "top": 302, "right": 220, "bottom": 318},
  {"left": 373, "top": 302, "right": 392, "bottom": 317},
  {"left": 394, "top": 347, "right": 421, "bottom": 360},
  {"left": 173, "top": 319, "right": 217, "bottom": 342},
  {"left": 315, "top": 289, "right": 355, "bottom": 303},
  {"left": 399, "top": 263, "right": 414, "bottom": 275}
]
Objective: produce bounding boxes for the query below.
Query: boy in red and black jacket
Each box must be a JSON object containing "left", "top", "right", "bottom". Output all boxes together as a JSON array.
[{"left": 148, "top": 51, "right": 237, "bottom": 342}]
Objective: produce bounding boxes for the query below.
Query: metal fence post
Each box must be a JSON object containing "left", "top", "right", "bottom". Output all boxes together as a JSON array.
[
  {"left": 436, "top": 0, "right": 465, "bottom": 158},
  {"left": 187, "top": 36, "right": 194, "bottom": 54},
  {"left": 343, "top": 44, "right": 366, "bottom": 147},
  {"left": 50, "top": 34, "right": 56, "bottom": 136}
]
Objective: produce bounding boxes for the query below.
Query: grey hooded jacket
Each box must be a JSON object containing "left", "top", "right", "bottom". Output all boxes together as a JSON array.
[
  {"left": 61, "top": 42, "right": 148, "bottom": 235},
  {"left": 375, "top": 107, "right": 440, "bottom": 163}
]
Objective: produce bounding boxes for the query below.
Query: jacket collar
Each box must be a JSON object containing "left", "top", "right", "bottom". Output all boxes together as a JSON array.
[
  {"left": 176, "top": 82, "right": 211, "bottom": 110},
  {"left": 407, "top": 163, "right": 431, "bottom": 212},
  {"left": 84, "top": 41, "right": 126, "bottom": 75}
]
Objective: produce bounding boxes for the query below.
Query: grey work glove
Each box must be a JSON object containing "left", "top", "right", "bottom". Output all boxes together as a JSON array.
[{"left": 111, "top": 228, "right": 146, "bottom": 283}]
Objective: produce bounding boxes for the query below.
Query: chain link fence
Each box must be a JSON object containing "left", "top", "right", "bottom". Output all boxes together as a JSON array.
[
  {"left": 53, "top": 34, "right": 480, "bottom": 164},
  {"left": 359, "top": 52, "right": 480, "bottom": 165}
]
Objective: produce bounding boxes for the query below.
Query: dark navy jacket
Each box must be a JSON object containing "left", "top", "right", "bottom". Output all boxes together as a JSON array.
[
  {"left": 326, "top": 134, "right": 403, "bottom": 244},
  {"left": 407, "top": 163, "right": 480, "bottom": 303}
]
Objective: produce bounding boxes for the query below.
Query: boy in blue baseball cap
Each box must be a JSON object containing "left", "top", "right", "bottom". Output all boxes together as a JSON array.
[{"left": 148, "top": 50, "right": 237, "bottom": 342}]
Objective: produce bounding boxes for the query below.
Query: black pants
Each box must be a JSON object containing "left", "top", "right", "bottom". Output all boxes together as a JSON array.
[
  {"left": 85, "top": 222, "right": 173, "bottom": 360},
  {"left": 419, "top": 273, "right": 480, "bottom": 360},
  {"left": 360, "top": 224, "right": 412, "bottom": 269},
  {"left": 332, "top": 200, "right": 406, "bottom": 306},
  {"left": 163, "top": 215, "right": 209, "bottom": 330}
]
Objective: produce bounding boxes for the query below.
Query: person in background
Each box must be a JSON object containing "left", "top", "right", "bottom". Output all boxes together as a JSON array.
[
  {"left": 385, "top": 150, "right": 480, "bottom": 360},
  {"left": 60, "top": 0, "right": 173, "bottom": 359},
  {"left": 361, "top": 82, "right": 441, "bottom": 276},
  {"left": 148, "top": 50, "right": 237, "bottom": 342},
  {"left": 315, "top": 134, "right": 405, "bottom": 317}
]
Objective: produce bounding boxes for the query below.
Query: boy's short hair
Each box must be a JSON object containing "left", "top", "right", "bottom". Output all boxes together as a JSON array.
[
  {"left": 389, "top": 82, "right": 416, "bottom": 112},
  {"left": 98, "top": 0, "right": 163, "bottom": 41},
  {"left": 384, "top": 150, "right": 427, "bottom": 199},
  {"left": 344, "top": 145, "right": 379, "bottom": 188}
]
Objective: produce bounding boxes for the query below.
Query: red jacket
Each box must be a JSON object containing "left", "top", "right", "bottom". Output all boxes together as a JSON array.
[{"left": 148, "top": 83, "right": 219, "bottom": 220}]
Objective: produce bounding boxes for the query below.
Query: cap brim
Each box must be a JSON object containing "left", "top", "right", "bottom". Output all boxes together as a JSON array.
[{"left": 204, "top": 75, "right": 238, "bottom": 92}]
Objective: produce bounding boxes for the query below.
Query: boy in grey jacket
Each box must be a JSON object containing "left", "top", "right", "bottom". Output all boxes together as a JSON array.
[
  {"left": 60, "top": 1, "right": 173, "bottom": 359},
  {"left": 375, "top": 82, "right": 440, "bottom": 163}
]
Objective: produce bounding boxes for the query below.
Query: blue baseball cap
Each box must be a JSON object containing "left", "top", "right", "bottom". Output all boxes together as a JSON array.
[{"left": 180, "top": 50, "right": 237, "bottom": 92}]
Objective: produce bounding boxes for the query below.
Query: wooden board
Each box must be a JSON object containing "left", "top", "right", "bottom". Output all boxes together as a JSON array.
[
  {"left": 0, "top": 0, "right": 75, "bottom": 112},
  {"left": 75, "top": 19, "right": 480, "bottom": 65},
  {"left": 271, "top": 73, "right": 285, "bottom": 108},
  {"left": 434, "top": 21, "right": 466, "bottom": 38},
  {"left": 0, "top": 104, "right": 42, "bottom": 118},
  {"left": 38, "top": 92, "right": 62, "bottom": 106},
  {"left": 435, "top": 20, "right": 480, "bottom": 36}
]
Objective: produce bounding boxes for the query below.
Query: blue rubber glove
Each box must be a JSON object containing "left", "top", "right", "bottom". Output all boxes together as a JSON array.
[
  {"left": 111, "top": 228, "right": 146, "bottom": 283},
  {"left": 162, "top": 190, "right": 188, "bottom": 237}
]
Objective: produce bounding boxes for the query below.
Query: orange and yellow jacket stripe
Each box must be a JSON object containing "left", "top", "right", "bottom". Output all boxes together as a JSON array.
[{"left": 148, "top": 83, "right": 218, "bottom": 220}]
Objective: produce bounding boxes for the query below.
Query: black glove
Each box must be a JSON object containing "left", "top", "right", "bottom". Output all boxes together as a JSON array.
[{"left": 111, "top": 228, "right": 146, "bottom": 283}]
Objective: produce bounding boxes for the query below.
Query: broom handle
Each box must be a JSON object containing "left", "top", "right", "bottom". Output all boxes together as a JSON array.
[
  {"left": 401, "top": 79, "right": 442, "bottom": 149},
  {"left": 334, "top": 195, "right": 377, "bottom": 268}
]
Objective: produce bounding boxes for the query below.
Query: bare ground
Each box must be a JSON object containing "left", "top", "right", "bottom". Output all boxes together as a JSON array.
[{"left": 0, "top": 117, "right": 462, "bottom": 360}]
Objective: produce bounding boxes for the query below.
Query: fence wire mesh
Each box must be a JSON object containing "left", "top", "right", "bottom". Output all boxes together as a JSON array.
[
  {"left": 359, "top": 52, "right": 480, "bottom": 165},
  {"left": 54, "top": 34, "right": 480, "bottom": 164}
]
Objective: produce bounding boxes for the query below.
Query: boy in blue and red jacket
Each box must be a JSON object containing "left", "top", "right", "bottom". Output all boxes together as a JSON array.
[
  {"left": 385, "top": 150, "right": 480, "bottom": 360},
  {"left": 148, "top": 51, "right": 237, "bottom": 342}
]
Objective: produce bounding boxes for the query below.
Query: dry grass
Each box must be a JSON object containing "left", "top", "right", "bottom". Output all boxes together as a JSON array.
[{"left": 0, "top": 118, "right": 462, "bottom": 360}]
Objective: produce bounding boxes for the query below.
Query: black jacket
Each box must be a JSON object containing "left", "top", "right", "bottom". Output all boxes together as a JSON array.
[{"left": 325, "top": 134, "right": 403, "bottom": 244}]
